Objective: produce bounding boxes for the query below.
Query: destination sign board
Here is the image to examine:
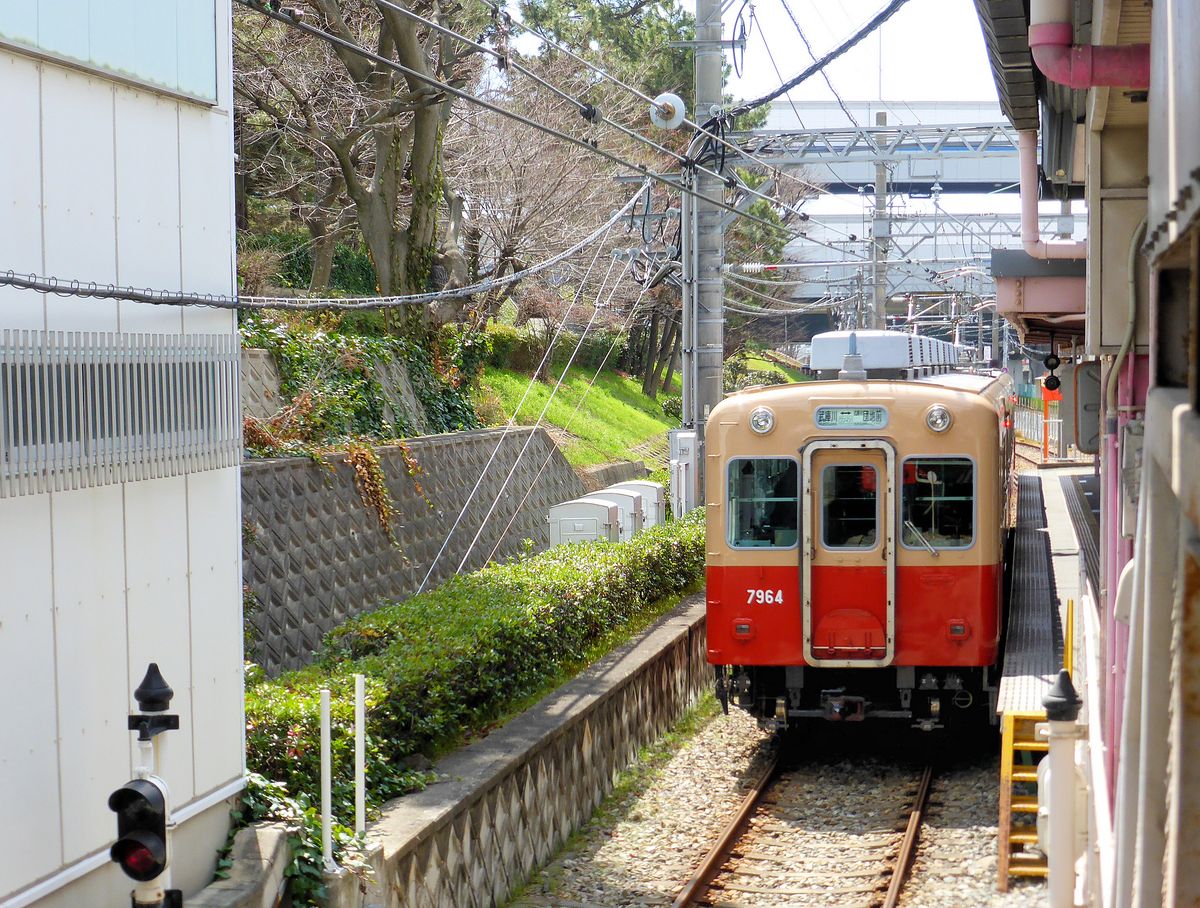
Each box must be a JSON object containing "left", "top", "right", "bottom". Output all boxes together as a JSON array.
[{"left": 814, "top": 406, "right": 888, "bottom": 430}]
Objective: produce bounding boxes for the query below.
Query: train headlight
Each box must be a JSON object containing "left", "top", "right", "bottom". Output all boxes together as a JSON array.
[
  {"left": 749, "top": 406, "right": 775, "bottom": 435},
  {"left": 925, "top": 405, "right": 952, "bottom": 432}
]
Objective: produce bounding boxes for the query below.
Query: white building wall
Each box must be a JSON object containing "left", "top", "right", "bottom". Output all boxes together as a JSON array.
[{"left": 0, "top": 2, "right": 243, "bottom": 904}]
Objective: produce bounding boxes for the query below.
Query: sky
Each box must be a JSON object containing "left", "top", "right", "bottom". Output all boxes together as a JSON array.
[{"left": 716, "top": 0, "right": 1001, "bottom": 111}]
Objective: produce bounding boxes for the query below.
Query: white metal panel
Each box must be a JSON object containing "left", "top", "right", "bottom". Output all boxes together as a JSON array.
[
  {"left": 608, "top": 481, "right": 666, "bottom": 527},
  {"left": 40, "top": 67, "right": 118, "bottom": 333},
  {"left": 810, "top": 330, "right": 961, "bottom": 371},
  {"left": 50, "top": 483, "right": 130, "bottom": 863},
  {"left": 123, "top": 475, "right": 195, "bottom": 802},
  {"left": 114, "top": 89, "right": 182, "bottom": 333},
  {"left": 178, "top": 103, "right": 234, "bottom": 334},
  {"left": 185, "top": 467, "right": 245, "bottom": 793},
  {"left": 586, "top": 489, "right": 644, "bottom": 541},
  {"left": 0, "top": 495, "right": 61, "bottom": 895},
  {"left": 548, "top": 498, "right": 619, "bottom": 545},
  {"left": 0, "top": 54, "right": 46, "bottom": 331}
]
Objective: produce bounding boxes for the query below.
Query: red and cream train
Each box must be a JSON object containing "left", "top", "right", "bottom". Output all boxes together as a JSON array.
[{"left": 705, "top": 330, "right": 1015, "bottom": 730}]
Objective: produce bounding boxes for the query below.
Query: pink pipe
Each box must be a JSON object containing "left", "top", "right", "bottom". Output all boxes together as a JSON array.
[
  {"left": 1028, "top": 22, "right": 1150, "bottom": 91},
  {"left": 1018, "top": 130, "right": 1086, "bottom": 260}
]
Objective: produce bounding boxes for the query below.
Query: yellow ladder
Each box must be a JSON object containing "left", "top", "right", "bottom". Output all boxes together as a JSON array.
[{"left": 998, "top": 710, "right": 1048, "bottom": 891}]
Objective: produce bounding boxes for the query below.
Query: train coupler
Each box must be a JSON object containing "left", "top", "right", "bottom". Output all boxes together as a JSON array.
[{"left": 820, "top": 690, "right": 866, "bottom": 721}]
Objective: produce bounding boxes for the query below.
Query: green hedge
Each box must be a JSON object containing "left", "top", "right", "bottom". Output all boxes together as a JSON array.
[{"left": 244, "top": 510, "right": 705, "bottom": 816}]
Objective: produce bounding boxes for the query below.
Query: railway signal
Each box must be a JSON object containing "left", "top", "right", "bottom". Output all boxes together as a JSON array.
[
  {"left": 109, "top": 662, "right": 183, "bottom": 907},
  {"left": 109, "top": 779, "right": 169, "bottom": 882}
]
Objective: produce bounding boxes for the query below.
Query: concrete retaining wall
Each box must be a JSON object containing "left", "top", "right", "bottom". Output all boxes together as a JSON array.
[
  {"left": 327, "top": 595, "right": 708, "bottom": 908},
  {"left": 242, "top": 427, "right": 587, "bottom": 674},
  {"left": 579, "top": 460, "right": 649, "bottom": 492}
]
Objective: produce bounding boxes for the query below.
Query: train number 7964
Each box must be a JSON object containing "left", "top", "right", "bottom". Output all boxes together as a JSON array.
[{"left": 746, "top": 588, "right": 785, "bottom": 605}]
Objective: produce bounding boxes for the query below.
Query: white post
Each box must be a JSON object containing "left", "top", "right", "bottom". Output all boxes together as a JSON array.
[
  {"left": 355, "top": 673, "right": 366, "bottom": 835},
  {"left": 1044, "top": 669, "right": 1083, "bottom": 908},
  {"left": 320, "top": 688, "right": 334, "bottom": 871}
]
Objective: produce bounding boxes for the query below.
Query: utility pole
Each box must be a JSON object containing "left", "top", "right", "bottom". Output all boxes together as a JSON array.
[
  {"left": 687, "top": 0, "right": 725, "bottom": 500},
  {"left": 871, "top": 111, "right": 889, "bottom": 329}
]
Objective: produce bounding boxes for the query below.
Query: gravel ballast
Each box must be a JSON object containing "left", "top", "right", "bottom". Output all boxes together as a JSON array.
[{"left": 507, "top": 700, "right": 1048, "bottom": 907}]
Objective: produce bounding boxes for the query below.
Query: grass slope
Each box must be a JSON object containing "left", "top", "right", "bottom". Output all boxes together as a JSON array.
[{"left": 480, "top": 367, "right": 676, "bottom": 468}]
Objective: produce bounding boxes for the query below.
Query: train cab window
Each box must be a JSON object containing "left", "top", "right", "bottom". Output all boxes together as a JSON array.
[
  {"left": 821, "top": 465, "right": 878, "bottom": 548},
  {"left": 727, "top": 458, "right": 798, "bottom": 548},
  {"left": 901, "top": 457, "right": 974, "bottom": 549}
]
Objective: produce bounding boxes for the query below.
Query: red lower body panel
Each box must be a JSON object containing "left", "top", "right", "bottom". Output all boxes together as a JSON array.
[{"left": 706, "top": 563, "right": 1001, "bottom": 667}]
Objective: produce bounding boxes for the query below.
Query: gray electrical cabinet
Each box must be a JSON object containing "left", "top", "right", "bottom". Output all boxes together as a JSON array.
[
  {"left": 1059, "top": 361, "right": 1102, "bottom": 454},
  {"left": 609, "top": 480, "right": 666, "bottom": 528},
  {"left": 586, "top": 489, "right": 645, "bottom": 542},
  {"left": 548, "top": 498, "right": 620, "bottom": 546}
]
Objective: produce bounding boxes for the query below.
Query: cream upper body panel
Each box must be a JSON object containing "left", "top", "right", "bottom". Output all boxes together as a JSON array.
[{"left": 705, "top": 374, "right": 1013, "bottom": 568}]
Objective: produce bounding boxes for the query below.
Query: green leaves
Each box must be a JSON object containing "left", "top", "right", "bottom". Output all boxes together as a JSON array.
[{"left": 245, "top": 511, "right": 705, "bottom": 834}]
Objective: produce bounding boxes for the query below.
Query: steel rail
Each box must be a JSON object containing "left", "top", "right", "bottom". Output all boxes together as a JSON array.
[
  {"left": 671, "top": 754, "right": 779, "bottom": 907},
  {"left": 882, "top": 764, "right": 936, "bottom": 908}
]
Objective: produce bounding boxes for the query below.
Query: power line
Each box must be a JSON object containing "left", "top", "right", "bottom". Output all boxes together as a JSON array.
[
  {"left": 481, "top": 282, "right": 655, "bottom": 563},
  {"left": 0, "top": 183, "right": 650, "bottom": 310},
  {"left": 454, "top": 255, "right": 636, "bottom": 572},
  {"left": 730, "top": 0, "right": 911, "bottom": 118},
  {"left": 778, "top": 0, "right": 860, "bottom": 127},
  {"left": 235, "top": 0, "right": 847, "bottom": 254}
]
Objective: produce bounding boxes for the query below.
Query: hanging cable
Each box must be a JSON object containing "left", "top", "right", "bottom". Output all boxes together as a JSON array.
[
  {"left": 779, "top": 0, "right": 860, "bottom": 126},
  {"left": 415, "top": 233, "right": 624, "bottom": 594},
  {"left": 480, "top": 283, "right": 655, "bottom": 563},
  {"left": 729, "top": 0, "right": 911, "bottom": 118},
  {"left": 0, "top": 181, "right": 650, "bottom": 311},
  {"left": 235, "top": 0, "right": 854, "bottom": 255},
  {"left": 453, "top": 255, "right": 636, "bottom": 573}
]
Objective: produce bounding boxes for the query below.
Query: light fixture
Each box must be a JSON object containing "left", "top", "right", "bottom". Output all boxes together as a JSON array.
[
  {"left": 749, "top": 406, "right": 775, "bottom": 435},
  {"left": 925, "top": 405, "right": 952, "bottom": 432}
]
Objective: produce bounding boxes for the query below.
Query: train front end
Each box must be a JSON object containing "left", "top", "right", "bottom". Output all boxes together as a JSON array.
[{"left": 704, "top": 332, "right": 1013, "bottom": 731}]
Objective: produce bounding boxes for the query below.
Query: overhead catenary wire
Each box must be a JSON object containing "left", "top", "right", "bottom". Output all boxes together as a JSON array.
[
  {"left": 370, "top": 0, "right": 879, "bottom": 256},
  {"left": 778, "top": 0, "right": 860, "bottom": 127},
  {"left": 729, "top": 0, "right": 912, "bottom": 118},
  {"left": 481, "top": 279, "right": 655, "bottom": 564}
]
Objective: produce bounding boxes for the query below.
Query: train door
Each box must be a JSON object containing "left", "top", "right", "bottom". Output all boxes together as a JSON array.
[{"left": 801, "top": 439, "right": 896, "bottom": 667}]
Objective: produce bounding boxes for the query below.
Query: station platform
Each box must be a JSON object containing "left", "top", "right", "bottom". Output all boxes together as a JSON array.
[{"left": 995, "top": 466, "right": 1096, "bottom": 889}]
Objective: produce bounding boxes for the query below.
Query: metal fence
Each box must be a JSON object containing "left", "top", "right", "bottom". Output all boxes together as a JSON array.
[{"left": 1014, "top": 402, "right": 1064, "bottom": 457}]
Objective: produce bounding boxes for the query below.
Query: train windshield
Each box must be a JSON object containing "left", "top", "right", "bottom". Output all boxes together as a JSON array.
[
  {"left": 901, "top": 457, "right": 975, "bottom": 549},
  {"left": 821, "top": 465, "right": 879, "bottom": 548},
  {"left": 727, "top": 458, "right": 798, "bottom": 548}
]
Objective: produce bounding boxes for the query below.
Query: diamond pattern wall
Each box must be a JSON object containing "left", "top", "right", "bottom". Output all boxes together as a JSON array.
[{"left": 242, "top": 427, "right": 589, "bottom": 674}]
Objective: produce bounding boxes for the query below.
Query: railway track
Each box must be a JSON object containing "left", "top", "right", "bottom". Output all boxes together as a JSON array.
[{"left": 673, "top": 757, "right": 934, "bottom": 908}]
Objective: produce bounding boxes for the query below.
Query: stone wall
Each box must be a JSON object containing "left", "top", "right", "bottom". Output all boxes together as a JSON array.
[
  {"left": 579, "top": 460, "right": 650, "bottom": 492},
  {"left": 242, "top": 427, "right": 587, "bottom": 674},
  {"left": 327, "top": 597, "right": 708, "bottom": 908}
]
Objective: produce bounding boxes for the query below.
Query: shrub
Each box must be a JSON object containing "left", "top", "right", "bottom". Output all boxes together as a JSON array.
[
  {"left": 485, "top": 324, "right": 627, "bottom": 374},
  {"left": 660, "top": 395, "right": 682, "bottom": 421},
  {"left": 239, "top": 313, "right": 479, "bottom": 451},
  {"left": 244, "top": 511, "right": 705, "bottom": 815}
]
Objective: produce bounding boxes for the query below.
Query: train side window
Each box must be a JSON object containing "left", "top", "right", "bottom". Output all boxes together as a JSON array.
[
  {"left": 727, "top": 458, "right": 798, "bottom": 548},
  {"left": 901, "top": 457, "right": 975, "bottom": 549},
  {"left": 821, "top": 465, "right": 878, "bottom": 548}
]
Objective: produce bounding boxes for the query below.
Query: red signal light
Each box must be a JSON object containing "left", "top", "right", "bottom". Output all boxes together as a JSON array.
[{"left": 108, "top": 778, "right": 168, "bottom": 881}]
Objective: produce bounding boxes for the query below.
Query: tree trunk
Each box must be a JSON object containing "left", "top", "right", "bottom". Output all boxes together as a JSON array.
[
  {"left": 647, "top": 318, "right": 678, "bottom": 398},
  {"left": 641, "top": 312, "right": 661, "bottom": 395},
  {"left": 662, "top": 326, "right": 682, "bottom": 393},
  {"left": 308, "top": 227, "right": 337, "bottom": 292}
]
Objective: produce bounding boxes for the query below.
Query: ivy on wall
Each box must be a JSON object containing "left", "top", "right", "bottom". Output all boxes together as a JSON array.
[{"left": 239, "top": 313, "right": 482, "bottom": 456}]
